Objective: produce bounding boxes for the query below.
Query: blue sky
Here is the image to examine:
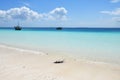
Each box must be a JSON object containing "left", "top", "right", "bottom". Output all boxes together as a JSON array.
[{"left": 0, "top": 0, "right": 120, "bottom": 27}]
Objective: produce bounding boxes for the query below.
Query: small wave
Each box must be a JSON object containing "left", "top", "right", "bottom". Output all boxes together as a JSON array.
[
  {"left": 74, "top": 57, "right": 120, "bottom": 68},
  {"left": 0, "top": 44, "right": 46, "bottom": 55}
]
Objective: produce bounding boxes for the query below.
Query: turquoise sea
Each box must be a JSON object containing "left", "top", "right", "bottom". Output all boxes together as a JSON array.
[{"left": 0, "top": 27, "right": 120, "bottom": 64}]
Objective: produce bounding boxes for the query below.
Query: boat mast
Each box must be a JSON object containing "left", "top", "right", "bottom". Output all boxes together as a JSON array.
[{"left": 18, "top": 21, "right": 19, "bottom": 26}]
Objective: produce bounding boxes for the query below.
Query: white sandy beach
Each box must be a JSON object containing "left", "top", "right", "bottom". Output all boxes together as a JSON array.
[{"left": 0, "top": 45, "right": 120, "bottom": 80}]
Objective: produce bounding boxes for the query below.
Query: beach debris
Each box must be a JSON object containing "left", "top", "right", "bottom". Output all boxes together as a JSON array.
[
  {"left": 53, "top": 60, "right": 64, "bottom": 64},
  {"left": 22, "top": 66, "right": 26, "bottom": 68}
]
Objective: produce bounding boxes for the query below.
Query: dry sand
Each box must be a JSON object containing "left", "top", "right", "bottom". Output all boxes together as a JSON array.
[{"left": 0, "top": 45, "right": 120, "bottom": 80}]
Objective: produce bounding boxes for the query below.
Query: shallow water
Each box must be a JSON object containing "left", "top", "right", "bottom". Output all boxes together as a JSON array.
[{"left": 0, "top": 28, "right": 120, "bottom": 64}]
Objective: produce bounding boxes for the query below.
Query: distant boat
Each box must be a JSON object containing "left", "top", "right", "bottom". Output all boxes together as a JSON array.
[
  {"left": 14, "top": 22, "right": 22, "bottom": 30},
  {"left": 56, "top": 27, "right": 62, "bottom": 30}
]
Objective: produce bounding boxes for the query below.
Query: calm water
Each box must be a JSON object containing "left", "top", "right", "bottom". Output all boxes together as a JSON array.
[{"left": 0, "top": 27, "right": 120, "bottom": 64}]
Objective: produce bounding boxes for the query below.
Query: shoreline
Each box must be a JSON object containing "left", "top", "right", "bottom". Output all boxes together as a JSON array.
[
  {"left": 0, "top": 43, "right": 45, "bottom": 55},
  {"left": 0, "top": 44, "right": 120, "bottom": 80},
  {"left": 0, "top": 43, "right": 120, "bottom": 66}
]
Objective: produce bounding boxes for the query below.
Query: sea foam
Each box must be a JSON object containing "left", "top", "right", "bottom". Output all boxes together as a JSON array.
[{"left": 0, "top": 44, "right": 45, "bottom": 55}]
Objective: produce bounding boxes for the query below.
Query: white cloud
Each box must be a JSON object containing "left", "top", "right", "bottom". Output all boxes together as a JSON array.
[
  {"left": 101, "top": 8, "right": 120, "bottom": 22},
  {"left": 0, "top": 6, "right": 68, "bottom": 21},
  {"left": 0, "top": 6, "right": 43, "bottom": 21},
  {"left": 100, "top": 8, "right": 120, "bottom": 16},
  {"left": 49, "top": 7, "right": 68, "bottom": 20},
  {"left": 110, "top": 0, "right": 120, "bottom": 3},
  {"left": 23, "top": 2, "right": 30, "bottom": 7},
  {"left": 112, "top": 17, "right": 120, "bottom": 22}
]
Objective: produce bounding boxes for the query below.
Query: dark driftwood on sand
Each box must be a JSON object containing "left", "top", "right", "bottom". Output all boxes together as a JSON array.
[{"left": 54, "top": 60, "right": 64, "bottom": 64}]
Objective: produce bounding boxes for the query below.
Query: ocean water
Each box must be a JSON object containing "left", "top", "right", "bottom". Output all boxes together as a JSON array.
[{"left": 0, "top": 27, "right": 120, "bottom": 64}]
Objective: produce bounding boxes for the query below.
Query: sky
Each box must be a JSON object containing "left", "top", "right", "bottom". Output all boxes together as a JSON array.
[{"left": 0, "top": 0, "right": 120, "bottom": 27}]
